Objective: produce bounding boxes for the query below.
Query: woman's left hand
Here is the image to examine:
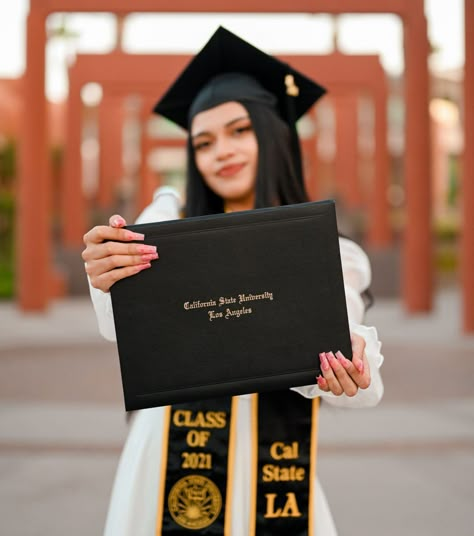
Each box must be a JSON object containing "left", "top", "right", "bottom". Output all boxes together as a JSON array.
[{"left": 316, "top": 333, "right": 371, "bottom": 397}]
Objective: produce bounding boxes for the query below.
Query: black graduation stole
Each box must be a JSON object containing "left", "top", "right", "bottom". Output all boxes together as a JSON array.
[{"left": 156, "top": 391, "right": 319, "bottom": 535}]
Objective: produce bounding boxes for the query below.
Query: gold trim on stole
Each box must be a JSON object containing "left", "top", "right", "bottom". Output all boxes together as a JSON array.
[
  {"left": 156, "top": 406, "right": 172, "bottom": 535},
  {"left": 224, "top": 396, "right": 239, "bottom": 535},
  {"left": 249, "top": 393, "right": 259, "bottom": 536},
  {"left": 308, "top": 398, "right": 320, "bottom": 536}
]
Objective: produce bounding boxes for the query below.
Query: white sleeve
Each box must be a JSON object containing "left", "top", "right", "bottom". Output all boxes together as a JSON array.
[
  {"left": 291, "top": 237, "right": 384, "bottom": 408},
  {"left": 87, "top": 186, "right": 182, "bottom": 342},
  {"left": 134, "top": 186, "right": 181, "bottom": 225}
]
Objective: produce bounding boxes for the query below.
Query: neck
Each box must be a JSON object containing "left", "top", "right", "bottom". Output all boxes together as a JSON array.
[{"left": 224, "top": 197, "right": 255, "bottom": 214}]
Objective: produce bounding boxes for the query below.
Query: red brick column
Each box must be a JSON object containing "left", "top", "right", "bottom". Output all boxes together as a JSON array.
[
  {"left": 17, "top": 9, "right": 50, "bottom": 310},
  {"left": 136, "top": 103, "right": 157, "bottom": 213},
  {"left": 402, "top": 8, "right": 432, "bottom": 311},
  {"left": 98, "top": 94, "right": 124, "bottom": 209},
  {"left": 367, "top": 84, "right": 391, "bottom": 246},
  {"left": 462, "top": 0, "right": 474, "bottom": 332},
  {"left": 62, "top": 70, "right": 86, "bottom": 246},
  {"left": 334, "top": 94, "right": 362, "bottom": 208}
]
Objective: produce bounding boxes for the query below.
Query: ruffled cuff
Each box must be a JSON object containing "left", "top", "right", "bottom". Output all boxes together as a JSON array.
[{"left": 291, "top": 323, "right": 384, "bottom": 408}]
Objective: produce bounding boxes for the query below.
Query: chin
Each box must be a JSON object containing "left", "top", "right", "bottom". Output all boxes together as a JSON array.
[{"left": 220, "top": 183, "right": 255, "bottom": 200}]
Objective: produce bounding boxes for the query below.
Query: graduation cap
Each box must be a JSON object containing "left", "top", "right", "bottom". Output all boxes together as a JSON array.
[{"left": 153, "top": 26, "right": 326, "bottom": 184}]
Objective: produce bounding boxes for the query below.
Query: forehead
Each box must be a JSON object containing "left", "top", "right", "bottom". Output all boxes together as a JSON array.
[{"left": 190, "top": 101, "right": 249, "bottom": 135}]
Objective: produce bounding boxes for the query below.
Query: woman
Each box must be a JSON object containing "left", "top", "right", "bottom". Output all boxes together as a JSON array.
[{"left": 83, "top": 27, "right": 383, "bottom": 535}]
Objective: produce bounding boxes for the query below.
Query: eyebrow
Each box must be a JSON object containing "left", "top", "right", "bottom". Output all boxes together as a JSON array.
[{"left": 191, "top": 115, "right": 250, "bottom": 140}]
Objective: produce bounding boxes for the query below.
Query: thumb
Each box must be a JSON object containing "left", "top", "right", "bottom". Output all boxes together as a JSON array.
[{"left": 351, "top": 333, "right": 366, "bottom": 373}]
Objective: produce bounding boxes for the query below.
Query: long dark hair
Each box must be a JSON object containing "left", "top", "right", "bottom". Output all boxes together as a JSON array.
[{"left": 185, "top": 101, "right": 307, "bottom": 217}]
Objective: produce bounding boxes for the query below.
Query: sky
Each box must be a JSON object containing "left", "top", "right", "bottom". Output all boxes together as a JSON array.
[{"left": 0, "top": 0, "right": 465, "bottom": 101}]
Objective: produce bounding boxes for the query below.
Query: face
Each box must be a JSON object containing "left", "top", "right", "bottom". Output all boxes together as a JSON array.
[{"left": 190, "top": 101, "right": 258, "bottom": 211}]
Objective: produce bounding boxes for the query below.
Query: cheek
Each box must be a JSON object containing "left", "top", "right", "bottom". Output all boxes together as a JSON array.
[{"left": 195, "top": 152, "right": 211, "bottom": 180}]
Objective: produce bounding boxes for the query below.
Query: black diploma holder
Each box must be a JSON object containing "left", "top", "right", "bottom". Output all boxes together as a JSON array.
[{"left": 110, "top": 200, "right": 351, "bottom": 411}]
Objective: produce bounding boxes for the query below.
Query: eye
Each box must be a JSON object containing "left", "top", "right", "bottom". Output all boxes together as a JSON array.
[
  {"left": 193, "top": 139, "right": 212, "bottom": 151},
  {"left": 232, "top": 124, "right": 253, "bottom": 136}
]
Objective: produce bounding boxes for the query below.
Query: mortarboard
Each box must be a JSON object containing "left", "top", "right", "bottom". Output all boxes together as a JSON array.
[
  {"left": 153, "top": 26, "right": 326, "bottom": 129},
  {"left": 153, "top": 26, "right": 327, "bottom": 185}
]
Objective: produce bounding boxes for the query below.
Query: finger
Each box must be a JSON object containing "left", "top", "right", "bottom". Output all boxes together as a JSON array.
[
  {"left": 83, "top": 226, "right": 145, "bottom": 247},
  {"left": 90, "top": 262, "right": 152, "bottom": 292},
  {"left": 350, "top": 334, "right": 366, "bottom": 374},
  {"left": 316, "top": 375, "right": 329, "bottom": 392},
  {"left": 85, "top": 250, "right": 159, "bottom": 277},
  {"left": 319, "top": 353, "right": 344, "bottom": 396},
  {"left": 336, "top": 351, "right": 371, "bottom": 390},
  {"left": 326, "top": 352, "right": 358, "bottom": 397},
  {"left": 335, "top": 350, "right": 363, "bottom": 380},
  {"left": 84, "top": 241, "right": 157, "bottom": 263},
  {"left": 109, "top": 214, "right": 127, "bottom": 228}
]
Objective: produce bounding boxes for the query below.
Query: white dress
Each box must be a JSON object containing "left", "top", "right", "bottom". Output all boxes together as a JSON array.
[{"left": 88, "top": 187, "right": 384, "bottom": 536}]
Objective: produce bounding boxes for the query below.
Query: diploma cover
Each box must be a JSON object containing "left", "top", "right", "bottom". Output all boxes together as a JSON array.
[{"left": 110, "top": 200, "right": 351, "bottom": 411}]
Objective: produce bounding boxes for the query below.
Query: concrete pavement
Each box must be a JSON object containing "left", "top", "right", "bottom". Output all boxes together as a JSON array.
[{"left": 0, "top": 287, "right": 473, "bottom": 535}]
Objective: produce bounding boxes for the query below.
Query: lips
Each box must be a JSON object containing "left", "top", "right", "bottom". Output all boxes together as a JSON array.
[{"left": 217, "top": 163, "right": 245, "bottom": 177}]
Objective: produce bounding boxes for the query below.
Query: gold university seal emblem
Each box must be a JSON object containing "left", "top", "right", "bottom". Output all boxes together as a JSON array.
[{"left": 168, "top": 475, "right": 222, "bottom": 530}]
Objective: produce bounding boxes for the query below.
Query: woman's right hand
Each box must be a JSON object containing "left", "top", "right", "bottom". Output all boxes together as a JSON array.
[{"left": 82, "top": 214, "right": 159, "bottom": 293}]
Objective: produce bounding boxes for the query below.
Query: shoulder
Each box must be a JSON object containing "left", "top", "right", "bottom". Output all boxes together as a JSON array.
[{"left": 135, "top": 186, "right": 182, "bottom": 224}]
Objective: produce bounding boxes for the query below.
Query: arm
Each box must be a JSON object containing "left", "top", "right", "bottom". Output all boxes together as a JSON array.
[
  {"left": 292, "top": 237, "right": 384, "bottom": 408},
  {"left": 84, "top": 187, "right": 182, "bottom": 342}
]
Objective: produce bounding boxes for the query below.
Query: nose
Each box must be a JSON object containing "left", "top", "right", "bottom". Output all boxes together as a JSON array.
[{"left": 214, "top": 134, "right": 234, "bottom": 160}]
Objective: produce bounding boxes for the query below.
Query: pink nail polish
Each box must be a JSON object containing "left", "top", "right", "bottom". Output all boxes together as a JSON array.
[
  {"left": 356, "top": 360, "right": 364, "bottom": 373},
  {"left": 138, "top": 245, "right": 157, "bottom": 254},
  {"left": 134, "top": 262, "right": 151, "bottom": 273},
  {"left": 336, "top": 351, "right": 349, "bottom": 368},
  {"left": 141, "top": 253, "right": 158, "bottom": 262},
  {"left": 320, "top": 353, "right": 330, "bottom": 371},
  {"left": 126, "top": 231, "right": 145, "bottom": 241}
]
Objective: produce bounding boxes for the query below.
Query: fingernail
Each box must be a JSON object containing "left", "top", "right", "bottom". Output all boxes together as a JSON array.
[
  {"left": 125, "top": 231, "right": 145, "bottom": 241},
  {"left": 326, "top": 351, "right": 336, "bottom": 363},
  {"left": 138, "top": 245, "right": 157, "bottom": 254},
  {"left": 317, "top": 375, "right": 325, "bottom": 385},
  {"left": 336, "top": 351, "right": 350, "bottom": 368},
  {"left": 320, "top": 353, "right": 330, "bottom": 371},
  {"left": 356, "top": 360, "right": 364, "bottom": 373},
  {"left": 141, "top": 253, "right": 158, "bottom": 262},
  {"left": 134, "top": 262, "right": 151, "bottom": 273}
]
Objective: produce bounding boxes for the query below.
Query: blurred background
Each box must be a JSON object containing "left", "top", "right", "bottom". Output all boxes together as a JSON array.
[{"left": 0, "top": 1, "right": 473, "bottom": 535}]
